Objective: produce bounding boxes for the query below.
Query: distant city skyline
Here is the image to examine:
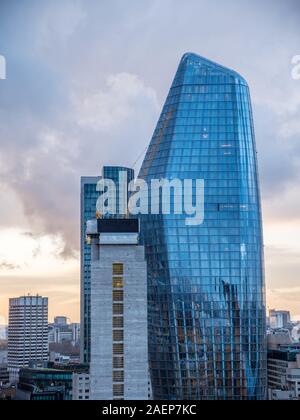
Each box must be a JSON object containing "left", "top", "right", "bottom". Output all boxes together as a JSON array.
[{"left": 0, "top": 0, "right": 300, "bottom": 323}]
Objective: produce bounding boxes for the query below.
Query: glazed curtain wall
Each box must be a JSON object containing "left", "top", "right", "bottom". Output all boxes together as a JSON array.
[{"left": 139, "top": 53, "right": 267, "bottom": 400}]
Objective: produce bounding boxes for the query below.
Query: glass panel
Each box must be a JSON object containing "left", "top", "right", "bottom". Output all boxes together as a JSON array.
[
  {"left": 113, "top": 304, "right": 124, "bottom": 315},
  {"left": 113, "top": 317, "right": 124, "bottom": 328},
  {"left": 113, "top": 290, "right": 124, "bottom": 302},
  {"left": 113, "top": 277, "right": 123, "bottom": 289},
  {"left": 113, "top": 330, "right": 124, "bottom": 342},
  {"left": 113, "top": 263, "right": 124, "bottom": 275},
  {"left": 113, "top": 357, "right": 124, "bottom": 369}
]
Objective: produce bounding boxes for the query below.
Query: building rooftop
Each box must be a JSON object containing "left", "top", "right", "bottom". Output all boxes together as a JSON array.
[
  {"left": 173, "top": 52, "right": 248, "bottom": 87},
  {"left": 86, "top": 218, "right": 140, "bottom": 245}
]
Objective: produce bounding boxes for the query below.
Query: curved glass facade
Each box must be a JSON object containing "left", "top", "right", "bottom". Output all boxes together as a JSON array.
[{"left": 139, "top": 53, "right": 266, "bottom": 400}]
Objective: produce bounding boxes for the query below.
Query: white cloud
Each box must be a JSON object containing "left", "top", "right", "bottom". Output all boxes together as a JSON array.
[{"left": 0, "top": 228, "right": 78, "bottom": 276}]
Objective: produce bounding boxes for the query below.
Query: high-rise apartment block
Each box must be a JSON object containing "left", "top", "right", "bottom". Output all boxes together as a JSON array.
[
  {"left": 8, "top": 296, "right": 48, "bottom": 380},
  {"left": 87, "top": 218, "right": 148, "bottom": 400}
]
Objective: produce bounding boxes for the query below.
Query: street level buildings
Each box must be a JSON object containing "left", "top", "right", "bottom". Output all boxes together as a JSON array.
[{"left": 268, "top": 330, "right": 300, "bottom": 400}]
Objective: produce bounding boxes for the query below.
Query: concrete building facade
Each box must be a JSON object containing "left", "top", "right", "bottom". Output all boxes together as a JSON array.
[
  {"left": 72, "top": 372, "right": 90, "bottom": 400},
  {"left": 87, "top": 218, "right": 149, "bottom": 400}
]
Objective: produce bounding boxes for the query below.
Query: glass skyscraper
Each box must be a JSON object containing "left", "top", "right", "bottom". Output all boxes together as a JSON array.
[
  {"left": 80, "top": 166, "right": 134, "bottom": 364},
  {"left": 80, "top": 175, "right": 100, "bottom": 364},
  {"left": 139, "top": 53, "right": 266, "bottom": 399}
]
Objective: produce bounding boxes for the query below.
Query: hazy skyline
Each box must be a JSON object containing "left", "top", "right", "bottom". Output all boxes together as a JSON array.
[{"left": 0, "top": 0, "right": 300, "bottom": 322}]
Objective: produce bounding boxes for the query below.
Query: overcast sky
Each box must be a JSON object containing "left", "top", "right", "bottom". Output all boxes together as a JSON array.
[{"left": 0, "top": 0, "right": 299, "bottom": 323}]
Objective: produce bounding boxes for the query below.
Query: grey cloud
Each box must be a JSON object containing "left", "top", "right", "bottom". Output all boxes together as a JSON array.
[
  {"left": 0, "top": 0, "right": 299, "bottom": 257},
  {"left": 255, "top": 106, "right": 300, "bottom": 195}
]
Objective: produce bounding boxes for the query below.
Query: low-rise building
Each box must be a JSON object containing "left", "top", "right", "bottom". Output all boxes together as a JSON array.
[
  {"left": 48, "top": 317, "right": 80, "bottom": 346},
  {"left": 0, "top": 365, "right": 9, "bottom": 386},
  {"left": 268, "top": 330, "right": 300, "bottom": 400},
  {"left": 269, "top": 389, "right": 295, "bottom": 400},
  {"left": 0, "top": 384, "right": 16, "bottom": 400},
  {"left": 16, "top": 363, "right": 88, "bottom": 400},
  {"left": 269, "top": 309, "right": 291, "bottom": 330}
]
